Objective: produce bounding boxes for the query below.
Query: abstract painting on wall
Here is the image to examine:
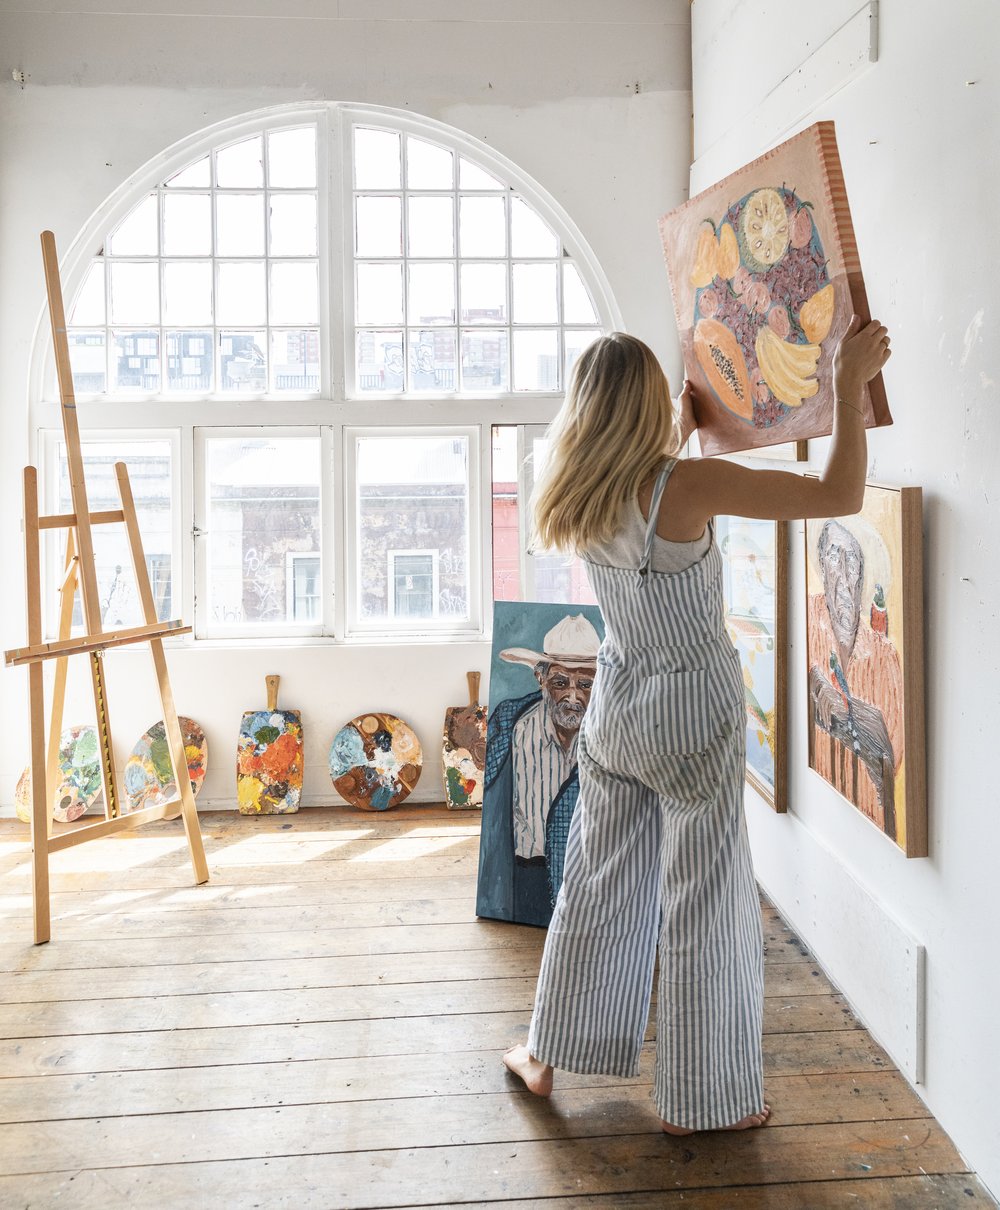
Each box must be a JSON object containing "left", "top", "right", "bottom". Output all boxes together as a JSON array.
[
  {"left": 476, "top": 601, "right": 604, "bottom": 928},
  {"left": 805, "top": 483, "right": 926, "bottom": 856},
  {"left": 659, "top": 121, "right": 891, "bottom": 456},
  {"left": 717, "top": 516, "right": 787, "bottom": 812}
]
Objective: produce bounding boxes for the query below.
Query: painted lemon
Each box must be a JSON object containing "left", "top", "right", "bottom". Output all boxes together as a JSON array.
[
  {"left": 799, "top": 283, "right": 835, "bottom": 344},
  {"left": 740, "top": 188, "right": 790, "bottom": 272}
]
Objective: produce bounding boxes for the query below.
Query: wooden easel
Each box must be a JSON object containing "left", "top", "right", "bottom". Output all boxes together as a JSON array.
[{"left": 4, "top": 231, "right": 209, "bottom": 944}]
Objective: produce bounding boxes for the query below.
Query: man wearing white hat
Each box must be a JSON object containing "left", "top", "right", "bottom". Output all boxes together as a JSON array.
[{"left": 477, "top": 613, "right": 601, "bottom": 926}]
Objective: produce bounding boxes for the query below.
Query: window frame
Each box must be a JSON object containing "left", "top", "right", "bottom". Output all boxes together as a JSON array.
[{"left": 30, "top": 102, "right": 621, "bottom": 645}]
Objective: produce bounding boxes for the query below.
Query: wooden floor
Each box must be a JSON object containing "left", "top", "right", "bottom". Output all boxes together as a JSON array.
[{"left": 0, "top": 807, "right": 994, "bottom": 1209}]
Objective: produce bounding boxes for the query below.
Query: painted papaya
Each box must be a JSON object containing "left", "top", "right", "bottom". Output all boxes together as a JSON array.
[{"left": 694, "top": 318, "right": 753, "bottom": 420}]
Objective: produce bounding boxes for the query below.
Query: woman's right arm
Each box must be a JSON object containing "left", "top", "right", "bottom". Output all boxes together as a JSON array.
[{"left": 675, "top": 317, "right": 892, "bottom": 523}]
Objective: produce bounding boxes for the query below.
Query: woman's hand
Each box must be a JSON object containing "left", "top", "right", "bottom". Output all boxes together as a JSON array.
[
  {"left": 833, "top": 316, "right": 892, "bottom": 400},
  {"left": 675, "top": 378, "right": 698, "bottom": 446}
]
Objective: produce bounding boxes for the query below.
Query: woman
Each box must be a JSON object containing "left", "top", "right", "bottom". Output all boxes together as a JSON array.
[{"left": 502, "top": 317, "right": 892, "bottom": 1134}]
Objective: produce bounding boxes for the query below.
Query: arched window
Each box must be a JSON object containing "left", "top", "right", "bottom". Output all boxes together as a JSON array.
[{"left": 34, "top": 104, "right": 618, "bottom": 640}]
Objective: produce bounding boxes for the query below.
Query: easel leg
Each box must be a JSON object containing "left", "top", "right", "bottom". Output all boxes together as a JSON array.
[{"left": 23, "top": 467, "right": 51, "bottom": 944}]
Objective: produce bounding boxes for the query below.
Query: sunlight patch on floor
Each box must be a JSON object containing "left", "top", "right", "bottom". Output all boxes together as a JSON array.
[{"left": 350, "top": 835, "right": 475, "bottom": 862}]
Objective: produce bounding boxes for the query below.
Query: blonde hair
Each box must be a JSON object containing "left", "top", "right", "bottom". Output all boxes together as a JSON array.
[{"left": 531, "top": 332, "right": 680, "bottom": 553}]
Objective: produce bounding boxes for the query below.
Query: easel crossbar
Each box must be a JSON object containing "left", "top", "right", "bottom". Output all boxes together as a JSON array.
[
  {"left": 39, "top": 509, "right": 125, "bottom": 530},
  {"left": 5, "top": 620, "right": 192, "bottom": 666},
  {"left": 47, "top": 800, "right": 183, "bottom": 852}
]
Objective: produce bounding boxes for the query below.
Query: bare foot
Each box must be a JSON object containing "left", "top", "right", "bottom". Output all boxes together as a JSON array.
[
  {"left": 661, "top": 1102, "right": 771, "bottom": 1135},
  {"left": 502, "top": 1044, "right": 554, "bottom": 1096}
]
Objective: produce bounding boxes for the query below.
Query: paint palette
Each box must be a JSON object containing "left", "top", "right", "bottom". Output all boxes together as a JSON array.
[
  {"left": 442, "top": 672, "right": 487, "bottom": 808},
  {"left": 123, "top": 716, "right": 208, "bottom": 814},
  {"left": 14, "top": 724, "right": 104, "bottom": 825},
  {"left": 329, "top": 713, "right": 422, "bottom": 811},
  {"left": 238, "top": 675, "right": 303, "bottom": 815}
]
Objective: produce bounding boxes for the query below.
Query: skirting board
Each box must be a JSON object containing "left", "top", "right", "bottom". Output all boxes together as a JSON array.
[{"left": 750, "top": 796, "right": 926, "bottom": 1085}]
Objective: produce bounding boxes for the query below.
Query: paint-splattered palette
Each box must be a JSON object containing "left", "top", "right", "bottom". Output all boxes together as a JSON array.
[
  {"left": 442, "top": 671, "right": 487, "bottom": 808},
  {"left": 123, "top": 716, "right": 207, "bottom": 813},
  {"left": 329, "top": 713, "right": 422, "bottom": 811},
  {"left": 237, "top": 675, "right": 303, "bottom": 815},
  {"left": 14, "top": 724, "right": 104, "bottom": 824}
]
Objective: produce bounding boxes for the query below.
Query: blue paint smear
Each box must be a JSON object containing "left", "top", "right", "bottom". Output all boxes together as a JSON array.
[{"left": 328, "top": 726, "right": 367, "bottom": 776}]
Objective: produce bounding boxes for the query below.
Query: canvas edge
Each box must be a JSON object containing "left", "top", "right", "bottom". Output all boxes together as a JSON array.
[
  {"left": 772, "top": 518, "right": 789, "bottom": 813},
  {"left": 899, "top": 485, "right": 928, "bottom": 857}
]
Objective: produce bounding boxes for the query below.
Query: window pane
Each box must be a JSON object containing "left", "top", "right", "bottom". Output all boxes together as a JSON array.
[
  {"left": 531, "top": 434, "right": 597, "bottom": 604},
  {"left": 289, "top": 554, "right": 321, "bottom": 621},
  {"left": 216, "top": 193, "right": 265, "bottom": 257},
  {"left": 406, "top": 138, "right": 453, "bottom": 189},
  {"left": 166, "top": 330, "right": 213, "bottom": 391},
  {"left": 490, "top": 426, "right": 521, "bottom": 601},
  {"left": 408, "top": 262, "right": 455, "bottom": 325},
  {"left": 459, "top": 195, "right": 506, "bottom": 257},
  {"left": 511, "top": 197, "right": 558, "bottom": 257},
  {"left": 57, "top": 440, "right": 174, "bottom": 628},
  {"left": 217, "top": 261, "right": 266, "bottom": 325},
  {"left": 356, "top": 435, "right": 469, "bottom": 624},
  {"left": 69, "top": 261, "right": 106, "bottom": 326},
  {"left": 355, "top": 195, "right": 402, "bottom": 257},
  {"left": 270, "top": 262, "right": 319, "bottom": 325},
  {"left": 460, "top": 263, "right": 507, "bottom": 324},
  {"left": 165, "top": 156, "right": 211, "bottom": 188},
  {"left": 562, "top": 262, "right": 598, "bottom": 324},
  {"left": 461, "top": 329, "right": 508, "bottom": 391},
  {"left": 112, "top": 330, "right": 160, "bottom": 391},
  {"left": 108, "top": 194, "right": 158, "bottom": 256},
  {"left": 271, "top": 329, "right": 320, "bottom": 392},
  {"left": 162, "top": 193, "right": 212, "bottom": 256},
  {"left": 109, "top": 262, "right": 159, "bottom": 325},
  {"left": 268, "top": 127, "right": 316, "bottom": 188},
  {"left": 206, "top": 436, "right": 320, "bottom": 628},
  {"left": 565, "top": 328, "right": 602, "bottom": 381},
  {"left": 220, "top": 331, "right": 267, "bottom": 392},
  {"left": 68, "top": 331, "right": 107, "bottom": 394},
  {"left": 513, "top": 329, "right": 559, "bottom": 391},
  {"left": 513, "top": 262, "right": 558, "bottom": 323},
  {"left": 407, "top": 196, "right": 454, "bottom": 258},
  {"left": 459, "top": 158, "right": 503, "bottom": 190},
  {"left": 354, "top": 128, "right": 401, "bottom": 189},
  {"left": 269, "top": 194, "right": 317, "bottom": 256},
  {"left": 356, "top": 330, "right": 403, "bottom": 393},
  {"left": 216, "top": 136, "right": 263, "bottom": 188},
  {"left": 408, "top": 329, "right": 457, "bottom": 392},
  {"left": 162, "top": 261, "right": 213, "bottom": 326},
  {"left": 356, "top": 262, "right": 403, "bottom": 325}
]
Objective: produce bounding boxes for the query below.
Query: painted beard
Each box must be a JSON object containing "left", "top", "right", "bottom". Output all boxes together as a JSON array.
[
  {"left": 551, "top": 700, "right": 587, "bottom": 731},
  {"left": 829, "top": 580, "right": 860, "bottom": 646}
]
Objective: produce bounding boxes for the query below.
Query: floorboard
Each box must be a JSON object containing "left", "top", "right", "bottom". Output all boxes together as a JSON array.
[{"left": 0, "top": 806, "right": 993, "bottom": 1208}]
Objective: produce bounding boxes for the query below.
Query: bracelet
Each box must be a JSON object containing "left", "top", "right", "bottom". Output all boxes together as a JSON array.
[{"left": 836, "top": 397, "right": 865, "bottom": 415}]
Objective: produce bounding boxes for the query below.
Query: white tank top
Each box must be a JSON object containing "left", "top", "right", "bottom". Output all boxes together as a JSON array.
[{"left": 583, "top": 493, "right": 711, "bottom": 574}]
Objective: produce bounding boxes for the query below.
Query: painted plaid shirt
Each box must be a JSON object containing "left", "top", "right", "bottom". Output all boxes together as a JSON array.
[{"left": 511, "top": 698, "right": 579, "bottom": 859}]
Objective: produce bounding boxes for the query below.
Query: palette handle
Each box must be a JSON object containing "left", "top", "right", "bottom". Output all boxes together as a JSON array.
[
  {"left": 266, "top": 675, "right": 280, "bottom": 712},
  {"left": 467, "top": 671, "right": 480, "bottom": 707}
]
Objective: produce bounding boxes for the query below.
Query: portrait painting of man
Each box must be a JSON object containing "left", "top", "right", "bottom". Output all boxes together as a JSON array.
[
  {"left": 805, "top": 484, "right": 926, "bottom": 856},
  {"left": 476, "top": 603, "right": 604, "bottom": 927}
]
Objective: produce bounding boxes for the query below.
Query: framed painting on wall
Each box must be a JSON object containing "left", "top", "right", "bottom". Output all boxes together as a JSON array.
[
  {"left": 805, "top": 483, "right": 926, "bottom": 857},
  {"left": 659, "top": 121, "right": 892, "bottom": 457},
  {"left": 718, "top": 515, "right": 787, "bottom": 812}
]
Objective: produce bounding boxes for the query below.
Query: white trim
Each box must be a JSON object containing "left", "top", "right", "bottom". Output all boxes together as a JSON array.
[
  {"left": 285, "top": 549, "right": 323, "bottom": 623},
  {"left": 386, "top": 548, "right": 440, "bottom": 619}
]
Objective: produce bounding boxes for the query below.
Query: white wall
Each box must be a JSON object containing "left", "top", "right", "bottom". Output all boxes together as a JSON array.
[
  {"left": 0, "top": 1, "right": 692, "bottom": 807},
  {"left": 692, "top": 0, "right": 999, "bottom": 1195}
]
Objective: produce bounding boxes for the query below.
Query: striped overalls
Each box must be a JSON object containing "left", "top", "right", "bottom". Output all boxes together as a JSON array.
[{"left": 526, "top": 459, "right": 765, "bottom": 1130}]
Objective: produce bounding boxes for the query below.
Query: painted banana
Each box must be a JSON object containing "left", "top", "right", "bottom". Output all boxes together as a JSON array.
[{"left": 755, "top": 327, "right": 821, "bottom": 407}]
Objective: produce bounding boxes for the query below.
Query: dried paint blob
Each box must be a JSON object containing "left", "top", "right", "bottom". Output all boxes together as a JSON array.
[
  {"left": 237, "top": 708, "right": 303, "bottom": 815},
  {"left": 329, "top": 713, "right": 422, "bottom": 811},
  {"left": 14, "top": 725, "right": 104, "bottom": 825},
  {"left": 123, "top": 716, "right": 208, "bottom": 813}
]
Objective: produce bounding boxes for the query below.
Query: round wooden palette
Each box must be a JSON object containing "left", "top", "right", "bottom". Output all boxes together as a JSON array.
[
  {"left": 328, "top": 712, "right": 422, "bottom": 811},
  {"left": 14, "top": 725, "right": 104, "bottom": 824},
  {"left": 123, "top": 716, "right": 208, "bottom": 813}
]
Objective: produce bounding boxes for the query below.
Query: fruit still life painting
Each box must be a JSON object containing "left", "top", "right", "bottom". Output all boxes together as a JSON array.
[{"left": 659, "top": 122, "right": 891, "bottom": 456}]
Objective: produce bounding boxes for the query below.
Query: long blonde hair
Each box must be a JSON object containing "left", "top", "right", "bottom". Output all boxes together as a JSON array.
[{"left": 531, "top": 332, "right": 681, "bottom": 553}]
